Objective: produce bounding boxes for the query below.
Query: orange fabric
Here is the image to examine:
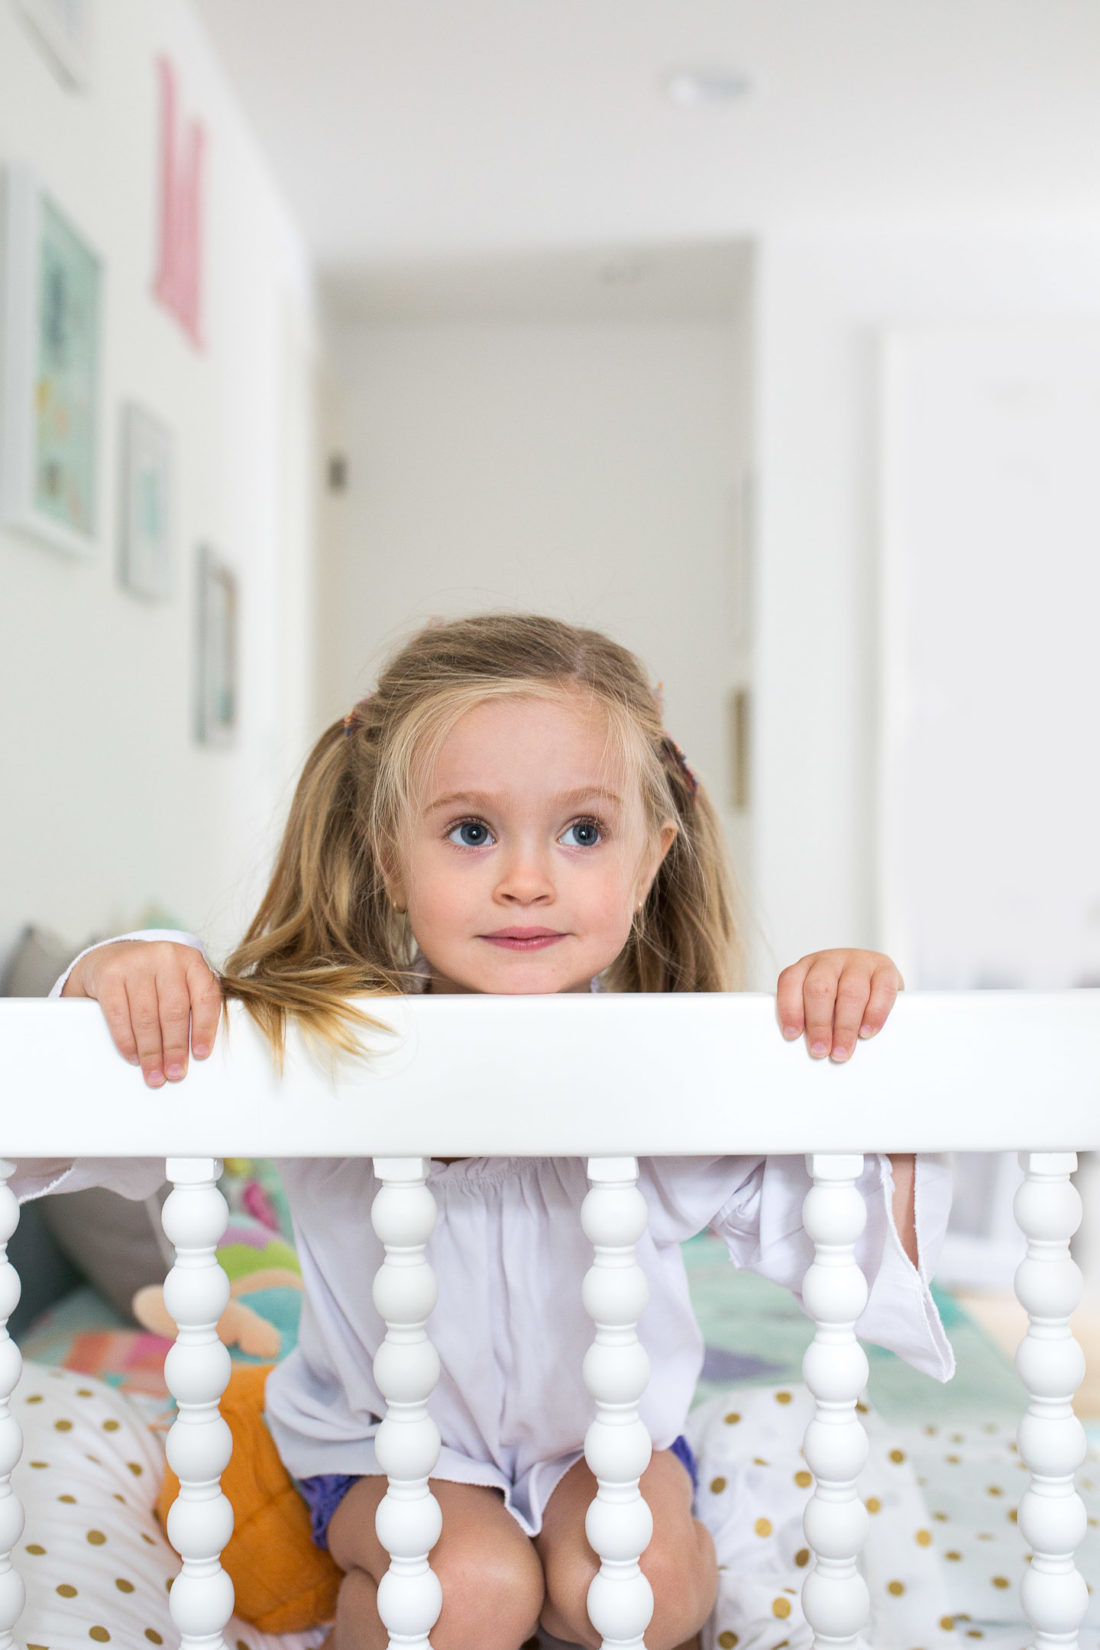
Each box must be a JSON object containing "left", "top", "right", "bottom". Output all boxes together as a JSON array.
[{"left": 156, "top": 1363, "right": 342, "bottom": 1632}]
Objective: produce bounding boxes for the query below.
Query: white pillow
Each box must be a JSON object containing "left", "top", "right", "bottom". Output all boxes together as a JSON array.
[{"left": 12, "top": 1361, "right": 322, "bottom": 1650}]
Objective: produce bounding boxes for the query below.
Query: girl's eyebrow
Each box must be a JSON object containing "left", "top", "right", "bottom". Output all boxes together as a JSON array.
[{"left": 425, "top": 787, "right": 623, "bottom": 813}]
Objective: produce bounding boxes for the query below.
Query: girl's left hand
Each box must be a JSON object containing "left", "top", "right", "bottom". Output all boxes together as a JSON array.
[{"left": 777, "top": 950, "right": 904, "bottom": 1063}]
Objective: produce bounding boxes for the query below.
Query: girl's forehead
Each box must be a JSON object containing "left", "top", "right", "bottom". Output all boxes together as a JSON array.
[{"left": 413, "top": 694, "right": 637, "bottom": 805}]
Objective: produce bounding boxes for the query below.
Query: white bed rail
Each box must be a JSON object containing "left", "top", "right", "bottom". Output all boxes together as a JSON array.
[{"left": 1, "top": 990, "right": 1099, "bottom": 1650}]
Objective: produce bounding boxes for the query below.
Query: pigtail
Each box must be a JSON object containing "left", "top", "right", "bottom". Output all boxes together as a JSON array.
[
  {"left": 220, "top": 701, "right": 417, "bottom": 1064},
  {"left": 607, "top": 737, "right": 741, "bottom": 994}
]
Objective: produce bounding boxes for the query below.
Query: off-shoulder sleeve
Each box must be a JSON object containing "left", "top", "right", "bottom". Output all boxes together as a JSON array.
[
  {"left": 10, "top": 1158, "right": 168, "bottom": 1204},
  {"left": 709, "top": 1152, "right": 955, "bottom": 1381}
]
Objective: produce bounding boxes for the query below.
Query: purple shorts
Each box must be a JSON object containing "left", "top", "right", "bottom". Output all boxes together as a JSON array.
[{"left": 299, "top": 1434, "right": 700, "bottom": 1551}]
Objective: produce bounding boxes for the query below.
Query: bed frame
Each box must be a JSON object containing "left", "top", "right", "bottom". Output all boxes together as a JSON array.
[{"left": 2, "top": 989, "right": 1099, "bottom": 1650}]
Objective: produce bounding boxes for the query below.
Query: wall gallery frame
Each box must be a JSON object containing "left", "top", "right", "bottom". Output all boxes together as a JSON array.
[
  {"left": 195, "top": 546, "right": 238, "bottom": 746},
  {"left": 15, "top": 0, "right": 92, "bottom": 90},
  {"left": 0, "top": 164, "right": 103, "bottom": 556},
  {"left": 119, "top": 403, "right": 173, "bottom": 599}
]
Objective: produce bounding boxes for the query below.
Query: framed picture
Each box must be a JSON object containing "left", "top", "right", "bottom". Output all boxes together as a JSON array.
[
  {"left": 729, "top": 469, "right": 755, "bottom": 648},
  {"left": 195, "top": 545, "right": 238, "bottom": 746},
  {"left": 0, "top": 163, "right": 103, "bottom": 555},
  {"left": 727, "top": 686, "right": 751, "bottom": 810},
  {"left": 15, "top": 0, "right": 92, "bottom": 90},
  {"left": 119, "top": 403, "right": 173, "bottom": 599}
]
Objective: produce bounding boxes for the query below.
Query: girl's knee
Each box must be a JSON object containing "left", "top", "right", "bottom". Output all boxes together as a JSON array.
[
  {"left": 544, "top": 1518, "right": 717, "bottom": 1650},
  {"left": 642, "top": 1517, "right": 718, "bottom": 1650},
  {"left": 335, "top": 1545, "right": 542, "bottom": 1650},
  {"left": 432, "top": 1529, "right": 544, "bottom": 1650},
  {"left": 330, "top": 1566, "right": 380, "bottom": 1650}
]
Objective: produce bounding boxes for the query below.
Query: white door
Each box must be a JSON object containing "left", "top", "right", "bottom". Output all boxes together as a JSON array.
[{"left": 879, "top": 324, "right": 1100, "bottom": 1286}]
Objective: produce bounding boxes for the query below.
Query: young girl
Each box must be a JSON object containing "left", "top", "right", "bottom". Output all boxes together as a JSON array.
[{"left": 48, "top": 613, "right": 950, "bottom": 1650}]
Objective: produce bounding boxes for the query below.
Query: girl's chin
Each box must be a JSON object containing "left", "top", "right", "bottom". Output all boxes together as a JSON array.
[{"left": 428, "top": 957, "right": 602, "bottom": 996}]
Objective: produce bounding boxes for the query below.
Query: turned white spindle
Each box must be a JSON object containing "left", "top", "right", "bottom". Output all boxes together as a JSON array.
[
  {"left": 799, "top": 1153, "right": 871, "bottom": 1650},
  {"left": 1014, "top": 1151, "right": 1089, "bottom": 1649},
  {"left": 581, "top": 1155, "right": 654, "bottom": 1650},
  {"left": 161, "top": 1158, "right": 235, "bottom": 1650},
  {"left": 0, "top": 1163, "right": 24, "bottom": 1650},
  {"left": 371, "top": 1157, "right": 443, "bottom": 1650}
]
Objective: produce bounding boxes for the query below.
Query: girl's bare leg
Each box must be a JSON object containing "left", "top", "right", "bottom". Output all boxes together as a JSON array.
[
  {"left": 536, "top": 1449, "right": 717, "bottom": 1650},
  {"left": 321, "top": 1475, "right": 545, "bottom": 1650}
]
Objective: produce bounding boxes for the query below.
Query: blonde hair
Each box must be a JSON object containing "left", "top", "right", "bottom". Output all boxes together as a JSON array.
[{"left": 221, "top": 613, "right": 741, "bottom": 1058}]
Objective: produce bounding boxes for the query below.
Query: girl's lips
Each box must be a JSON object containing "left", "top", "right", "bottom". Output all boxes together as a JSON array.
[{"left": 479, "top": 931, "right": 566, "bottom": 951}]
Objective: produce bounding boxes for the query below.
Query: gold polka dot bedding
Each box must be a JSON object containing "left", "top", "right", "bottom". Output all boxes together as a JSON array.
[
  {"left": 12, "top": 1363, "right": 1100, "bottom": 1650},
  {"left": 12, "top": 1363, "right": 324, "bottom": 1650},
  {"left": 684, "top": 1386, "right": 1100, "bottom": 1650}
]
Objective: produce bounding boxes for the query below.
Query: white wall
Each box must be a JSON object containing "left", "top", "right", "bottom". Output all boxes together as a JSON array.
[
  {"left": 318, "top": 310, "right": 756, "bottom": 952},
  {"left": 752, "top": 228, "right": 1100, "bottom": 976},
  {"left": 0, "top": 0, "right": 319, "bottom": 969}
]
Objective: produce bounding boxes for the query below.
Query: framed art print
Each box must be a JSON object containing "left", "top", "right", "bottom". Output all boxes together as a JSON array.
[
  {"left": 1, "top": 164, "right": 103, "bottom": 555},
  {"left": 15, "top": 0, "right": 92, "bottom": 90},
  {"left": 119, "top": 403, "right": 173, "bottom": 599},
  {"left": 195, "top": 545, "right": 238, "bottom": 746}
]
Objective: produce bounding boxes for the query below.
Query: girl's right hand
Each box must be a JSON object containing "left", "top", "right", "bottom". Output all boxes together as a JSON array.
[{"left": 61, "top": 940, "right": 223, "bottom": 1088}]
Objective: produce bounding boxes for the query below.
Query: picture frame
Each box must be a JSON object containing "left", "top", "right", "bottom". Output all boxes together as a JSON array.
[
  {"left": 118, "top": 402, "right": 173, "bottom": 599},
  {"left": 15, "top": 0, "right": 93, "bottom": 90},
  {"left": 728, "top": 686, "right": 751, "bottom": 810},
  {"left": 195, "top": 545, "right": 238, "bottom": 746},
  {"left": 729, "top": 468, "right": 755, "bottom": 648},
  {"left": 0, "top": 163, "right": 103, "bottom": 555}
]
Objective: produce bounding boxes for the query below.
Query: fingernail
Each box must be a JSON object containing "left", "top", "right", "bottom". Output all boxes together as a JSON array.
[
  {"left": 165, "top": 1062, "right": 184, "bottom": 1080},
  {"left": 859, "top": 1025, "right": 876, "bottom": 1038},
  {"left": 830, "top": 1045, "right": 850, "bottom": 1062},
  {"left": 810, "top": 1041, "right": 829, "bottom": 1057},
  {"left": 127, "top": 1054, "right": 140, "bottom": 1066},
  {"left": 146, "top": 1070, "right": 165, "bottom": 1087},
  {"left": 782, "top": 1025, "right": 801, "bottom": 1041},
  {"left": 193, "top": 1044, "right": 209, "bottom": 1059}
]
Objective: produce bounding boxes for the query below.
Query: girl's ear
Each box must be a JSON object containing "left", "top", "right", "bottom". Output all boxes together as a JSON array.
[
  {"left": 378, "top": 848, "right": 408, "bottom": 915},
  {"left": 636, "top": 820, "right": 677, "bottom": 905}
]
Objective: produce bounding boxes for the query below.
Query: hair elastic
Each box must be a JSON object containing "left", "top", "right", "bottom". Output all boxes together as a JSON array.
[
  {"left": 662, "top": 733, "right": 699, "bottom": 801},
  {"left": 342, "top": 696, "right": 371, "bottom": 737}
]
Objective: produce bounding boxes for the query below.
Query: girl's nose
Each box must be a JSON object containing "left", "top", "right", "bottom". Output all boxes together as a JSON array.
[{"left": 494, "top": 843, "right": 554, "bottom": 904}]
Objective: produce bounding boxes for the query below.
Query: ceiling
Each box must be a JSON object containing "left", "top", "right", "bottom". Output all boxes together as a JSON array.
[{"left": 189, "top": 0, "right": 1100, "bottom": 319}]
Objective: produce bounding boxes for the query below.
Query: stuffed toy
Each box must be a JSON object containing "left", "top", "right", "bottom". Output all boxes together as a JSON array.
[
  {"left": 157, "top": 1363, "right": 342, "bottom": 1631},
  {"left": 134, "top": 1221, "right": 302, "bottom": 1360}
]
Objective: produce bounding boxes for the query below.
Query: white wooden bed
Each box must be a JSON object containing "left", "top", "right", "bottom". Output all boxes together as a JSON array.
[{"left": 1, "top": 989, "right": 1099, "bottom": 1650}]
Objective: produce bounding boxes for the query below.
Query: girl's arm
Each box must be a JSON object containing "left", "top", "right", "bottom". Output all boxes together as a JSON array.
[
  {"left": 777, "top": 947, "right": 915, "bottom": 1261},
  {"left": 60, "top": 935, "right": 221, "bottom": 1089},
  {"left": 10, "top": 934, "right": 221, "bottom": 1206},
  {"left": 889, "top": 1152, "right": 918, "bottom": 1267}
]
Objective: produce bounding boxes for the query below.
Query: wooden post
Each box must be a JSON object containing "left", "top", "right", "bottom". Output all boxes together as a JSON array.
[
  {"left": 582, "top": 1155, "right": 654, "bottom": 1650},
  {"left": 800, "top": 1153, "right": 871, "bottom": 1650},
  {"left": 371, "top": 1158, "right": 443, "bottom": 1650},
  {"left": 161, "top": 1158, "right": 234, "bottom": 1650}
]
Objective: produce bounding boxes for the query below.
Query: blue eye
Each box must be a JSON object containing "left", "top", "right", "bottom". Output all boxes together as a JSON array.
[
  {"left": 448, "top": 819, "right": 494, "bottom": 847},
  {"left": 560, "top": 819, "right": 602, "bottom": 848}
]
